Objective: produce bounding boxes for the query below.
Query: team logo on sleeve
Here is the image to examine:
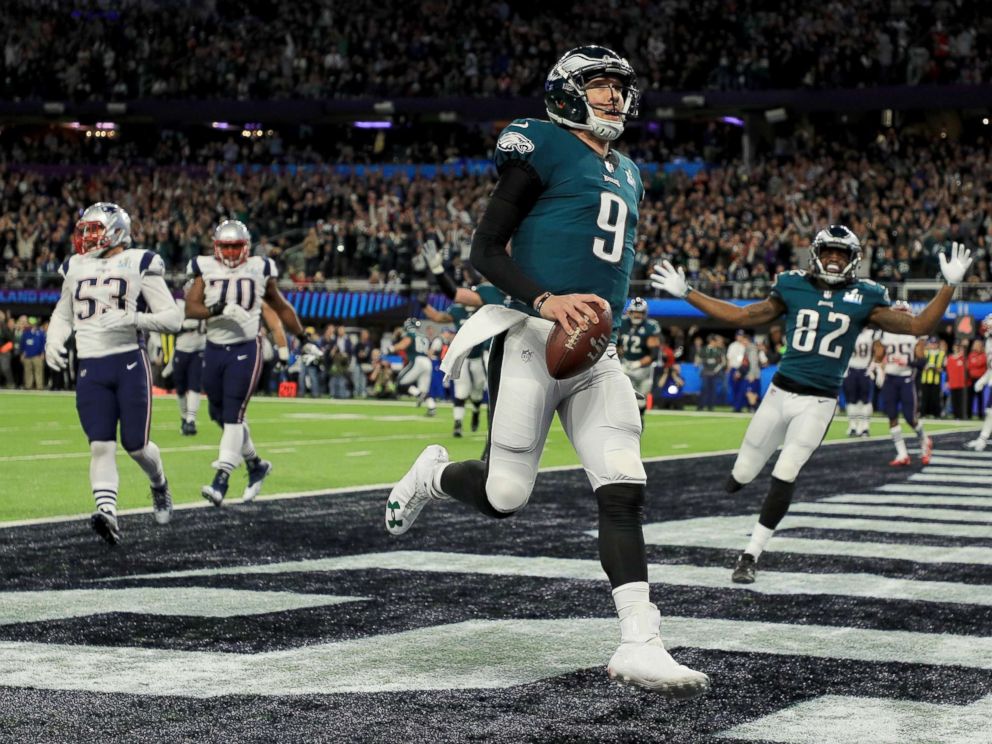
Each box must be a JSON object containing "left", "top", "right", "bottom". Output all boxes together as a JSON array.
[{"left": 497, "top": 132, "right": 535, "bottom": 154}]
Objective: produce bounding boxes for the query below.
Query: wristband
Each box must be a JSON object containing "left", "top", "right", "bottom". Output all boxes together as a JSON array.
[
  {"left": 208, "top": 303, "right": 224, "bottom": 317},
  {"left": 533, "top": 291, "right": 553, "bottom": 313}
]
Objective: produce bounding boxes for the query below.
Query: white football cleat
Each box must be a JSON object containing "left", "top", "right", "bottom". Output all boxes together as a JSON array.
[
  {"left": 242, "top": 459, "right": 273, "bottom": 503},
  {"left": 385, "top": 445, "right": 449, "bottom": 535},
  {"left": 151, "top": 480, "right": 173, "bottom": 525},
  {"left": 964, "top": 438, "right": 988, "bottom": 452},
  {"left": 607, "top": 603, "right": 710, "bottom": 699}
]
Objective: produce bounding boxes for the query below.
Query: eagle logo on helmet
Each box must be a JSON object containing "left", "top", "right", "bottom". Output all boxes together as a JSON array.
[
  {"left": 544, "top": 45, "right": 640, "bottom": 142},
  {"left": 72, "top": 202, "right": 133, "bottom": 256},
  {"left": 809, "top": 225, "right": 862, "bottom": 286},
  {"left": 403, "top": 318, "right": 421, "bottom": 333},
  {"left": 213, "top": 219, "right": 252, "bottom": 268}
]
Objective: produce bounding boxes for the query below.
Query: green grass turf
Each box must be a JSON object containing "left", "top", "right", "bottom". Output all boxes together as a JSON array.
[{"left": 0, "top": 391, "right": 976, "bottom": 522}]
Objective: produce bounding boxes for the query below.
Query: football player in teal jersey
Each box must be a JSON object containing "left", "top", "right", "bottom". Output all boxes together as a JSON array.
[
  {"left": 387, "top": 45, "right": 710, "bottom": 697},
  {"left": 653, "top": 227, "right": 973, "bottom": 584},
  {"left": 618, "top": 297, "right": 661, "bottom": 421},
  {"left": 392, "top": 318, "right": 436, "bottom": 416}
]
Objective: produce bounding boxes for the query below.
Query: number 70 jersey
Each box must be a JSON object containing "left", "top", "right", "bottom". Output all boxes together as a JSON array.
[
  {"left": 493, "top": 118, "right": 643, "bottom": 334},
  {"left": 189, "top": 255, "right": 277, "bottom": 345},
  {"left": 771, "top": 270, "right": 890, "bottom": 393}
]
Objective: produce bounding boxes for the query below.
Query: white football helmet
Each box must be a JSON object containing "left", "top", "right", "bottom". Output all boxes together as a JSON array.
[
  {"left": 809, "top": 225, "right": 862, "bottom": 285},
  {"left": 213, "top": 219, "right": 251, "bottom": 268},
  {"left": 72, "top": 202, "right": 132, "bottom": 256}
]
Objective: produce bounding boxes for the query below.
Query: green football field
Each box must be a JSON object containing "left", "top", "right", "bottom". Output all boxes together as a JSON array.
[{"left": 0, "top": 391, "right": 977, "bottom": 522}]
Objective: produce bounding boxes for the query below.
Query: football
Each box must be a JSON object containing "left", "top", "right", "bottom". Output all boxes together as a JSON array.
[{"left": 545, "top": 304, "right": 613, "bottom": 379}]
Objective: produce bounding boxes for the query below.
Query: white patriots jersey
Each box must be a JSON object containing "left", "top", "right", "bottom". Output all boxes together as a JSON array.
[
  {"left": 878, "top": 331, "right": 918, "bottom": 377},
  {"left": 174, "top": 299, "right": 207, "bottom": 352},
  {"left": 190, "top": 255, "right": 276, "bottom": 345},
  {"left": 846, "top": 328, "right": 877, "bottom": 371},
  {"left": 57, "top": 249, "right": 167, "bottom": 358}
]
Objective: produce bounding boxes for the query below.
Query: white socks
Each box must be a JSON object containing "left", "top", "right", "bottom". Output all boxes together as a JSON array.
[
  {"left": 980, "top": 409, "right": 992, "bottom": 442},
  {"left": 745, "top": 523, "right": 775, "bottom": 560},
  {"left": 612, "top": 581, "right": 657, "bottom": 643},
  {"left": 90, "top": 440, "right": 119, "bottom": 516},
  {"left": 127, "top": 442, "right": 167, "bottom": 488},
  {"left": 453, "top": 405, "right": 465, "bottom": 423},
  {"left": 891, "top": 425, "right": 908, "bottom": 458},
  {"left": 241, "top": 422, "right": 258, "bottom": 462},
  {"left": 186, "top": 391, "right": 201, "bottom": 423},
  {"left": 218, "top": 424, "right": 244, "bottom": 473}
]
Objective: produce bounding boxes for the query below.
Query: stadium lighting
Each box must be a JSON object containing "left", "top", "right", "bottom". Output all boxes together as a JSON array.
[
  {"left": 354, "top": 121, "right": 392, "bottom": 129},
  {"left": 984, "top": 118, "right": 990, "bottom": 126},
  {"left": 211, "top": 122, "right": 232, "bottom": 130},
  {"left": 720, "top": 116, "right": 745, "bottom": 127},
  {"left": 95, "top": 122, "right": 117, "bottom": 130}
]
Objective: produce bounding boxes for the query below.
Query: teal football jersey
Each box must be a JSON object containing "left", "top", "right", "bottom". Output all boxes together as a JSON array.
[
  {"left": 493, "top": 118, "right": 644, "bottom": 334},
  {"left": 771, "top": 271, "right": 890, "bottom": 392},
  {"left": 618, "top": 318, "right": 661, "bottom": 362},
  {"left": 405, "top": 330, "right": 430, "bottom": 360}
]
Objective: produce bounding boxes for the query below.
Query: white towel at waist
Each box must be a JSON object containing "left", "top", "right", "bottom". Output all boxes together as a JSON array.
[{"left": 440, "top": 305, "right": 531, "bottom": 381}]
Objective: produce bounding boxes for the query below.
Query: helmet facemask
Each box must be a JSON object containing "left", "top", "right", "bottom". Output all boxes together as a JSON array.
[
  {"left": 809, "top": 226, "right": 862, "bottom": 286},
  {"left": 546, "top": 46, "right": 640, "bottom": 142},
  {"left": 212, "top": 219, "right": 252, "bottom": 268},
  {"left": 72, "top": 202, "right": 132, "bottom": 256}
]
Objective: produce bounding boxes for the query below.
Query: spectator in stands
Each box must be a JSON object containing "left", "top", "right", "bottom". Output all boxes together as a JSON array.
[
  {"left": 947, "top": 341, "right": 968, "bottom": 419},
  {"left": 352, "top": 328, "right": 375, "bottom": 399},
  {"left": 967, "top": 338, "right": 987, "bottom": 417},
  {"left": 727, "top": 329, "right": 750, "bottom": 412},
  {"left": 697, "top": 334, "right": 726, "bottom": 411},
  {"left": 0, "top": 310, "right": 15, "bottom": 388},
  {"left": 297, "top": 326, "right": 322, "bottom": 398},
  {"left": 19, "top": 316, "right": 45, "bottom": 390}
]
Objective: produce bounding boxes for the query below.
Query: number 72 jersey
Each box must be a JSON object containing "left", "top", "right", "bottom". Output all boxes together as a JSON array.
[
  {"left": 771, "top": 270, "right": 890, "bottom": 393},
  {"left": 493, "top": 118, "right": 643, "bottom": 335}
]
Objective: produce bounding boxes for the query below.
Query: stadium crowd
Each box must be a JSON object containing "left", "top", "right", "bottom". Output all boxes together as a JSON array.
[
  {"left": 3, "top": 0, "right": 991, "bottom": 102},
  {"left": 3, "top": 129, "right": 992, "bottom": 296}
]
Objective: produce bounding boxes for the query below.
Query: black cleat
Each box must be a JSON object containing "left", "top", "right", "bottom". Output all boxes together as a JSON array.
[
  {"left": 725, "top": 475, "right": 745, "bottom": 494},
  {"left": 470, "top": 409, "right": 481, "bottom": 432},
  {"left": 90, "top": 510, "right": 122, "bottom": 546},
  {"left": 731, "top": 552, "right": 757, "bottom": 584},
  {"left": 453, "top": 421, "right": 463, "bottom": 438},
  {"left": 180, "top": 420, "right": 191, "bottom": 435},
  {"left": 186, "top": 420, "right": 197, "bottom": 436}
]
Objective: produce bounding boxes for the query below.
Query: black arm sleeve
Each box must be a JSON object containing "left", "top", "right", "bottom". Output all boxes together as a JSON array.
[
  {"left": 435, "top": 271, "right": 459, "bottom": 299},
  {"left": 469, "top": 161, "right": 546, "bottom": 306}
]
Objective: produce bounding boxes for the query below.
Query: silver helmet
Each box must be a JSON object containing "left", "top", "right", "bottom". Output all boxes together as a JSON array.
[
  {"left": 626, "top": 297, "right": 648, "bottom": 325},
  {"left": 809, "top": 225, "right": 862, "bottom": 285},
  {"left": 544, "top": 45, "right": 640, "bottom": 142},
  {"left": 213, "top": 219, "right": 251, "bottom": 267},
  {"left": 72, "top": 202, "right": 132, "bottom": 255}
]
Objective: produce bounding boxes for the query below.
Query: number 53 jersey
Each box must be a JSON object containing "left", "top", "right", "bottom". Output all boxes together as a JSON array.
[
  {"left": 772, "top": 270, "right": 890, "bottom": 393},
  {"left": 189, "top": 255, "right": 277, "bottom": 345},
  {"left": 57, "top": 249, "right": 173, "bottom": 358},
  {"left": 493, "top": 118, "right": 644, "bottom": 335}
]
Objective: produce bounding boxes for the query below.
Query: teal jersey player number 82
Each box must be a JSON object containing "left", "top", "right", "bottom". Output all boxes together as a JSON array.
[{"left": 493, "top": 118, "right": 643, "bottom": 334}]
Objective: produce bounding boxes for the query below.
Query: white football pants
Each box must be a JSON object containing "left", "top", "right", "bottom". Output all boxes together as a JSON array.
[
  {"left": 731, "top": 383, "right": 837, "bottom": 485},
  {"left": 484, "top": 317, "right": 645, "bottom": 513}
]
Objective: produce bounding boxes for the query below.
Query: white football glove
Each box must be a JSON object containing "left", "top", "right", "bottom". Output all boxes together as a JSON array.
[
  {"left": 45, "top": 342, "right": 68, "bottom": 372},
  {"left": 975, "top": 372, "right": 990, "bottom": 393},
  {"left": 867, "top": 362, "right": 885, "bottom": 388},
  {"left": 222, "top": 303, "right": 252, "bottom": 324},
  {"left": 277, "top": 346, "right": 289, "bottom": 363},
  {"left": 423, "top": 239, "right": 444, "bottom": 275},
  {"left": 301, "top": 342, "right": 322, "bottom": 358},
  {"left": 98, "top": 309, "right": 137, "bottom": 331},
  {"left": 650, "top": 261, "right": 690, "bottom": 298},
  {"left": 939, "top": 242, "right": 973, "bottom": 286}
]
